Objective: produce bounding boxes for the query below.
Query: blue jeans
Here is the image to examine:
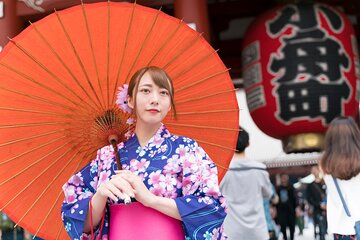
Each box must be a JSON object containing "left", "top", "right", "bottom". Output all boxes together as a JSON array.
[{"left": 314, "top": 213, "right": 327, "bottom": 240}]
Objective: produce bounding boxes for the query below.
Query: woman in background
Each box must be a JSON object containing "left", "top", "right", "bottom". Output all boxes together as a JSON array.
[{"left": 320, "top": 116, "right": 360, "bottom": 240}]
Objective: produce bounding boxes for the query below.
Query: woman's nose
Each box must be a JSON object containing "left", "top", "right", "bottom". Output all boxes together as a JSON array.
[{"left": 150, "top": 92, "right": 159, "bottom": 104}]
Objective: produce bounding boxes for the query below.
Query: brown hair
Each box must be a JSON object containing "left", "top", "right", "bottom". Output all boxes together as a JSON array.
[
  {"left": 128, "top": 66, "right": 177, "bottom": 117},
  {"left": 320, "top": 116, "right": 360, "bottom": 180}
]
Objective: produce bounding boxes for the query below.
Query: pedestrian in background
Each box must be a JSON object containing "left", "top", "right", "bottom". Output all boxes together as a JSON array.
[
  {"left": 320, "top": 116, "right": 360, "bottom": 240},
  {"left": 306, "top": 165, "right": 327, "bottom": 240},
  {"left": 264, "top": 184, "right": 280, "bottom": 240},
  {"left": 220, "top": 127, "right": 272, "bottom": 240},
  {"left": 276, "top": 173, "right": 297, "bottom": 240}
]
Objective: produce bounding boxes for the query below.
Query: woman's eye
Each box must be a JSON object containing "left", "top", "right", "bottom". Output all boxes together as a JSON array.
[
  {"left": 160, "top": 90, "right": 169, "bottom": 96},
  {"left": 140, "top": 88, "right": 150, "bottom": 93}
]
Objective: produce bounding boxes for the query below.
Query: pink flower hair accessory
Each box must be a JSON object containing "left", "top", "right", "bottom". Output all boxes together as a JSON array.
[{"left": 116, "top": 84, "right": 133, "bottom": 114}]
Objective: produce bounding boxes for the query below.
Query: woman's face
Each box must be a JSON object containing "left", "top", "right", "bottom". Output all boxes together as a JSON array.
[{"left": 128, "top": 72, "right": 171, "bottom": 126}]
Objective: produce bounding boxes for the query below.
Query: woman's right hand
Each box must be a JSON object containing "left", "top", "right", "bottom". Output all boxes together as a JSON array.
[
  {"left": 84, "top": 173, "right": 136, "bottom": 233},
  {"left": 96, "top": 174, "right": 135, "bottom": 203}
]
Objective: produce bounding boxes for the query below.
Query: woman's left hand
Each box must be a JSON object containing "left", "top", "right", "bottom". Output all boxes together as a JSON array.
[{"left": 115, "top": 170, "right": 156, "bottom": 207}]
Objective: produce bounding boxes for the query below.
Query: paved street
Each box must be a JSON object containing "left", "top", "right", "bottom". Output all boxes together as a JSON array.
[{"left": 276, "top": 220, "right": 332, "bottom": 240}]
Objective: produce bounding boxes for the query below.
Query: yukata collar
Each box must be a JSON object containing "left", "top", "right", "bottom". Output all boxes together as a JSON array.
[{"left": 127, "top": 123, "right": 169, "bottom": 148}]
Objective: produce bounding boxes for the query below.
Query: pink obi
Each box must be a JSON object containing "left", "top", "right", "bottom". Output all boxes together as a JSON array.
[{"left": 109, "top": 202, "right": 184, "bottom": 240}]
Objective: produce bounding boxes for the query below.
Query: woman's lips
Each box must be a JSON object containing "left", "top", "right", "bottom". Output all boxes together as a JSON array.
[{"left": 147, "top": 109, "right": 160, "bottom": 113}]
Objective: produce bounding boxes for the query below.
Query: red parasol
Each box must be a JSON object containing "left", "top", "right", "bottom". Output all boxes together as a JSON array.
[{"left": 0, "top": 2, "right": 239, "bottom": 239}]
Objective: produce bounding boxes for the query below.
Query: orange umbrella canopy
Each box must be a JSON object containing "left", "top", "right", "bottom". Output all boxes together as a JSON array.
[{"left": 0, "top": 2, "right": 239, "bottom": 239}]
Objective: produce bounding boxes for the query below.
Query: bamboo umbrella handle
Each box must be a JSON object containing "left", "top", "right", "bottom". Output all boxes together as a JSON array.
[
  {"left": 109, "top": 135, "right": 134, "bottom": 204},
  {"left": 109, "top": 134, "right": 122, "bottom": 170}
]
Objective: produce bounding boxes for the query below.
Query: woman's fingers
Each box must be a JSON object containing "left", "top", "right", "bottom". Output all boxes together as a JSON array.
[
  {"left": 97, "top": 176, "right": 135, "bottom": 202},
  {"left": 115, "top": 170, "right": 155, "bottom": 206},
  {"left": 115, "top": 170, "right": 136, "bottom": 183},
  {"left": 98, "top": 183, "right": 124, "bottom": 202},
  {"left": 111, "top": 174, "right": 136, "bottom": 198}
]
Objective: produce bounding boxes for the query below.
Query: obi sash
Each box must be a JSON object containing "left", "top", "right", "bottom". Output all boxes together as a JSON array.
[{"left": 109, "top": 202, "right": 184, "bottom": 240}]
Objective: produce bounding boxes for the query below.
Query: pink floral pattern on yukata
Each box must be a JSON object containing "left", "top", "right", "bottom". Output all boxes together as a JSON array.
[{"left": 62, "top": 124, "right": 227, "bottom": 240}]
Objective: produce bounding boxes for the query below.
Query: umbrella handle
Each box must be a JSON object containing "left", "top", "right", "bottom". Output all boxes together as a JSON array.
[
  {"left": 109, "top": 135, "right": 136, "bottom": 205},
  {"left": 109, "top": 135, "right": 122, "bottom": 170}
]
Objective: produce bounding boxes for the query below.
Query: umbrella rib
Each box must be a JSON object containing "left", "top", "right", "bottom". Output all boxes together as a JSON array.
[
  {"left": 0, "top": 129, "right": 66, "bottom": 149},
  {"left": 28, "top": 190, "right": 62, "bottom": 239},
  {"left": 0, "top": 106, "right": 97, "bottom": 122},
  {"left": 0, "top": 85, "right": 78, "bottom": 112},
  {"left": 54, "top": 10, "right": 104, "bottom": 110},
  {"left": 124, "top": 7, "right": 162, "bottom": 83},
  {"left": 93, "top": 110, "right": 119, "bottom": 133},
  {"left": 194, "top": 139, "right": 236, "bottom": 152},
  {"left": 176, "top": 88, "right": 238, "bottom": 104},
  {"left": 55, "top": 226, "right": 62, "bottom": 240},
  {"left": 162, "top": 33, "right": 203, "bottom": 70},
  {"left": 107, "top": 1, "right": 111, "bottom": 106},
  {"left": 172, "top": 49, "right": 220, "bottom": 81},
  {"left": 176, "top": 109, "right": 239, "bottom": 115},
  {"left": 146, "top": 18, "right": 183, "bottom": 66},
  {"left": 13, "top": 145, "right": 86, "bottom": 227},
  {"left": 216, "top": 164, "right": 229, "bottom": 171},
  {"left": 7, "top": 39, "right": 98, "bottom": 113},
  {"left": 28, "top": 22, "right": 99, "bottom": 113},
  {"left": 0, "top": 138, "right": 66, "bottom": 185},
  {"left": 34, "top": 191, "right": 64, "bottom": 238},
  {"left": 0, "top": 105, "right": 102, "bottom": 121},
  {"left": 114, "top": 2, "right": 136, "bottom": 87},
  {"left": 175, "top": 68, "right": 230, "bottom": 92},
  {"left": 1, "top": 142, "right": 74, "bottom": 211},
  {"left": 0, "top": 121, "right": 80, "bottom": 129},
  {"left": 0, "top": 62, "right": 84, "bottom": 109},
  {"left": 33, "top": 150, "right": 94, "bottom": 239},
  {"left": 94, "top": 115, "right": 112, "bottom": 133},
  {"left": 0, "top": 128, "right": 85, "bottom": 165},
  {"left": 0, "top": 106, "right": 77, "bottom": 117},
  {"left": 80, "top": 2, "right": 105, "bottom": 107},
  {"left": 166, "top": 123, "right": 238, "bottom": 131}
]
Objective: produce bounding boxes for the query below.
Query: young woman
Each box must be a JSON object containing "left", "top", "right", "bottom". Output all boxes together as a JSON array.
[
  {"left": 61, "top": 66, "right": 227, "bottom": 239},
  {"left": 320, "top": 116, "right": 360, "bottom": 240}
]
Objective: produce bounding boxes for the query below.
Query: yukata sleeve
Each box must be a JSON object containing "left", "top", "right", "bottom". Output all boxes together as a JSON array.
[
  {"left": 61, "top": 149, "right": 109, "bottom": 240},
  {"left": 174, "top": 139, "right": 227, "bottom": 240}
]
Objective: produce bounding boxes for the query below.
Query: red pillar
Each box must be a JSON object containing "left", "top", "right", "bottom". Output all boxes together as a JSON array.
[
  {"left": 174, "top": 0, "right": 210, "bottom": 42},
  {"left": 0, "top": 0, "right": 23, "bottom": 51}
]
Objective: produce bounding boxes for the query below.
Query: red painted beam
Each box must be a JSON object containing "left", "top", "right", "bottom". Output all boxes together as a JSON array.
[{"left": 17, "top": 0, "right": 173, "bottom": 17}]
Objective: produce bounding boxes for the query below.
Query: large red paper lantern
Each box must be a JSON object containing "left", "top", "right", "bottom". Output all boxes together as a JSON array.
[{"left": 242, "top": 3, "right": 360, "bottom": 152}]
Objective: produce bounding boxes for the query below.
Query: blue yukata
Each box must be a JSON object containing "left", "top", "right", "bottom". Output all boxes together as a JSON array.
[{"left": 61, "top": 124, "right": 227, "bottom": 239}]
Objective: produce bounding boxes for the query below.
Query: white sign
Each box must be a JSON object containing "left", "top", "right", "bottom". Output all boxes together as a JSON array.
[{"left": 0, "top": 2, "right": 4, "bottom": 18}]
